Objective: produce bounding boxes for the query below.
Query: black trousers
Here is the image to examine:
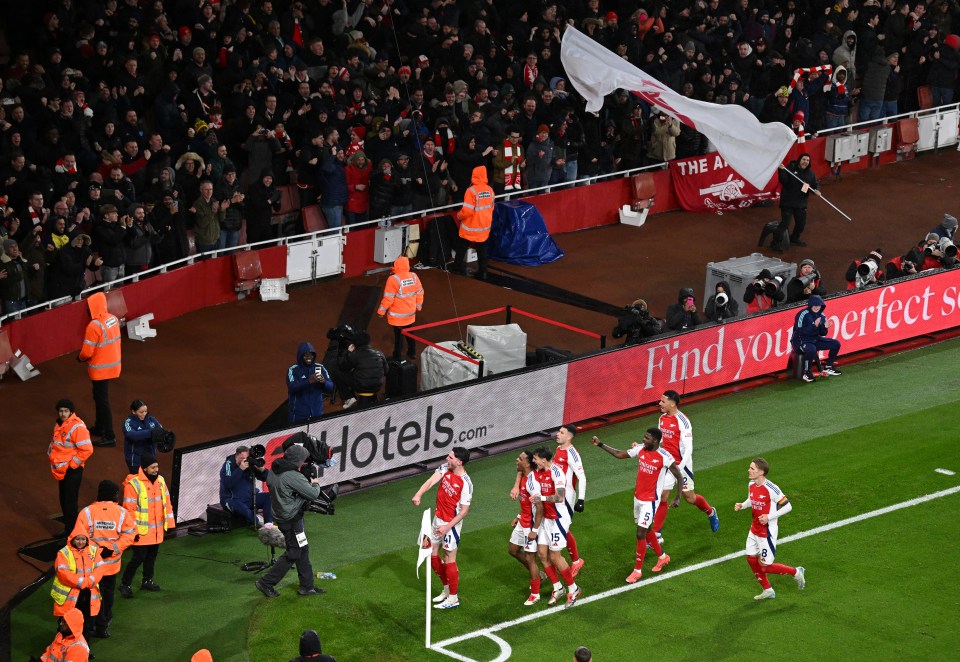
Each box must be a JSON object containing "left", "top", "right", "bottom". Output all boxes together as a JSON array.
[
  {"left": 392, "top": 326, "right": 416, "bottom": 360},
  {"left": 59, "top": 466, "right": 83, "bottom": 532},
  {"left": 122, "top": 544, "right": 160, "bottom": 585},
  {"left": 75, "top": 588, "right": 95, "bottom": 641},
  {"left": 776, "top": 206, "right": 807, "bottom": 244},
  {"left": 451, "top": 235, "right": 489, "bottom": 276},
  {"left": 91, "top": 379, "right": 115, "bottom": 440},
  {"left": 260, "top": 517, "right": 314, "bottom": 590},
  {"left": 96, "top": 573, "right": 116, "bottom": 630}
]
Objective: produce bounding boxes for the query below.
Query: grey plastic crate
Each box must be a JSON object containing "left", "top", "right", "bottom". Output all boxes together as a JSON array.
[{"left": 704, "top": 253, "right": 797, "bottom": 310}]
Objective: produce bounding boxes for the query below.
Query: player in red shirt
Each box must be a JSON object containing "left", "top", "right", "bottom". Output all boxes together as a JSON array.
[
  {"left": 412, "top": 447, "right": 473, "bottom": 609},
  {"left": 592, "top": 428, "right": 683, "bottom": 582},
  {"left": 531, "top": 447, "right": 582, "bottom": 608},
  {"left": 734, "top": 458, "right": 806, "bottom": 600},
  {"left": 653, "top": 390, "right": 719, "bottom": 542},
  {"left": 507, "top": 450, "right": 543, "bottom": 605}
]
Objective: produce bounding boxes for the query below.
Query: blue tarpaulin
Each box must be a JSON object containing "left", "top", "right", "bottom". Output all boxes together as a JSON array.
[{"left": 489, "top": 201, "right": 565, "bottom": 266}]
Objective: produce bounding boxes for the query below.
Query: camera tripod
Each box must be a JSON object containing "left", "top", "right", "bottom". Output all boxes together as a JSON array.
[{"left": 240, "top": 469, "right": 277, "bottom": 573}]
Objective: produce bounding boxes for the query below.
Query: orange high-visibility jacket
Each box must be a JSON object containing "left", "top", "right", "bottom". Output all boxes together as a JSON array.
[
  {"left": 76, "top": 501, "right": 136, "bottom": 576},
  {"left": 48, "top": 413, "right": 93, "bottom": 481},
  {"left": 378, "top": 256, "right": 424, "bottom": 327},
  {"left": 123, "top": 470, "right": 176, "bottom": 545},
  {"left": 51, "top": 529, "right": 102, "bottom": 617},
  {"left": 457, "top": 166, "right": 495, "bottom": 243},
  {"left": 41, "top": 608, "right": 90, "bottom": 662},
  {"left": 78, "top": 291, "right": 122, "bottom": 380}
]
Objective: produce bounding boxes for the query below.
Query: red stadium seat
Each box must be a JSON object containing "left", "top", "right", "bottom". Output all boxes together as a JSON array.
[
  {"left": 630, "top": 173, "right": 657, "bottom": 210},
  {"left": 232, "top": 251, "right": 263, "bottom": 296},
  {"left": 105, "top": 288, "right": 128, "bottom": 325},
  {"left": 0, "top": 328, "right": 13, "bottom": 379},
  {"left": 917, "top": 85, "right": 933, "bottom": 111},
  {"left": 301, "top": 205, "right": 328, "bottom": 233}
]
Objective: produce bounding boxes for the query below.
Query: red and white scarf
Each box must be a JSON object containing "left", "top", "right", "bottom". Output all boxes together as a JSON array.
[{"left": 503, "top": 140, "right": 522, "bottom": 190}]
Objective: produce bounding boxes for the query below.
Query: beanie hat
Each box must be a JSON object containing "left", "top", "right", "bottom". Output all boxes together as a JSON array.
[
  {"left": 606, "top": 11, "right": 618, "bottom": 21},
  {"left": 944, "top": 34, "right": 960, "bottom": 50},
  {"left": 537, "top": 124, "right": 550, "bottom": 134},
  {"left": 140, "top": 453, "right": 158, "bottom": 469},
  {"left": 2, "top": 238, "right": 16, "bottom": 252},
  {"left": 868, "top": 249, "right": 883, "bottom": 262},
  {"left": 925, "top": 232, "right": 940, "bottom": 243},
  {"left": 284, "top": 444, "right": 310, "bottom": 466},
  {"left": 943, "top": 214, "right": 958, "bottom": 230},
  {"left": 799, "top": 259, "right": 816, "bottom": 270},
  {"left": 98, "top": 480, "right": 120, "bottom": 502},
  {"left": 758, "top": 269, "right": 773, "bottom": 280}
]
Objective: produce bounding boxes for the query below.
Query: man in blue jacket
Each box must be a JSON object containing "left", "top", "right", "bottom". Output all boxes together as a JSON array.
[
  {"left": 791, "top": 295, "right": 842, "bottom": 382},
  {"left": 287, "top": 341, "right": 334, "bottom": 423},
  {"left": 220, "top": 446, "right": 272, "bottom": 526}
]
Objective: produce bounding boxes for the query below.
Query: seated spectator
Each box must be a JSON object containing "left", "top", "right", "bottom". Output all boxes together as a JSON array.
[
  {"left": 123, "top": 399, "right": 166, "bottom": 473},
  {"left": 845, "top": 249, "right": 885, "bottom": 289},
  {"left": 219, "top": 446, "right": 272, "bottom": 527},
  {"left": 612, "top": 299, "right": 661, "bottom": 344},
  {"left": 338, "top": 330, "right": 388, "bottom": 409},
  {"left": 791, "top": 295, "right": 842, "bottom": 382},
  {"left": 704, "top": 282, "right": 740, "bottom": 321},
  {"left": 743, "top": 269, "right": 785, "bottom": 313},
  {"left": 665, "top": 287, "right": 701, "bottom": 331},
  {"left": 786, "top": 259, "right": 827, "bottom": 303}
]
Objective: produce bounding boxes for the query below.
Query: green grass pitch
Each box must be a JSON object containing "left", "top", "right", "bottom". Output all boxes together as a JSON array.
[{"left": 12, "top": 338, "right": 960, "bottom": 661}]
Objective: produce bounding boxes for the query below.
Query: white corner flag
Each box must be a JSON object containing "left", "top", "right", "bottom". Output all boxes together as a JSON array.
[
  {"left": 416, "top": 508, "right": 432, "bottom": 579},
  {"left": 560, "top": 27, "right": 796, "bottom": 190}
]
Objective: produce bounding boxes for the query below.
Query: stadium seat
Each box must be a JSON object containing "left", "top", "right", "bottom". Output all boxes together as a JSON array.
[
  {"left": 0, "top": 328, "right": 13, "bottom": 379},
  {"left": 232, "top": 251, "right": 263, "bottom": 297},
  {"left": 105, "top": 288, "right": 129, "bottom": 326},
  {"left": 916, "top": 85, "right": 933, "bottom": 111},
  {"left": 272, "top": 185, "right": 302, "bottom": 236},
  {"left": 895, "top": 118, "right": 920, "bottom": 154},
  {"left": 621, "top": 173, "right": 657, "bottom": 226},
  {"left": 301, "top": 204, "right": 328, "bottom": 233}
]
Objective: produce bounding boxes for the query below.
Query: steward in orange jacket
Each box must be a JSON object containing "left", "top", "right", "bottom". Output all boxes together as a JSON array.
[
  {"left": 120, "top": 454, "right": 176, "bottom": 596},
  {"left": 452, "top": 165, "right": 494, "bottom": 279},
  {"left": 49, "top": 399, "right": 93, "bottom": 539},
  {"left": 78, "top": 291, "right": 121, "bottom": 446},
  {"left": 378, "top": 256, "right": 424, "bottom": 360},
  {"left": 75, "top": 480, "right": 135, "bottom": 638},
  {"left": 52, "top": 525, "right": 102, "bottom": 644},
  {"left": 41, "top": 608, "right": 91, "bottom": 662}
]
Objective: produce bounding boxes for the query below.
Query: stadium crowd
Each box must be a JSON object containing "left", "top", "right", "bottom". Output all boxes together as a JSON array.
[{"left": 1, "top": 0, "right": 959, "bottom": 313}]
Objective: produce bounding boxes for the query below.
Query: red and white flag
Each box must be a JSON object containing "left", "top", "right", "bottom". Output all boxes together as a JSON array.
[
  {"left": 415, "top": 508, "right": 432, "bottom": 578},
  {"left": 560, "top": 27, "right": 796, "bottom": 190}
]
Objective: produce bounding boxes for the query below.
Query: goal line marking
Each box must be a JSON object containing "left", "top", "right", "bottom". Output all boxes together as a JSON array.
[{"left": 431, "top": 485, "right": 960, "bottom": 662}]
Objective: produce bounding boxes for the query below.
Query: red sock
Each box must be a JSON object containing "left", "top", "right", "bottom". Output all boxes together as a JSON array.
[
  {"left": 646, "top": 529, "right": 663, "bottom": 556},
  {"left": 446, "top": 562, "right": 459, "bottom": 595},
  {"left": 530, "top": 578, "right": 541, "bottom": 594},
  {"left": 765, "top": 563, "right": 796, "bottom": 576},
  {"left": 634, "top": 539, "right": 647, "bottom": 570},
  {"left": 747, "top": 556, "right": 771, "bottom": 589},
  {"left": 559, "top": 566, "right": 575, "bottom": 586},
  {"left": 567, "top": 532, "right": 579, "bottom": 562},
  {"left": 652, "top": 501, "right": 670, "bottom": 533},
  {"left": 431, "top": 555, "right": 446, "bottom": 585},
  {"left": 544, "top": 564, "right": 559, "bottom": 584},
  {"left": 693, "top": 494, "right": 713, "bottom": 514}
]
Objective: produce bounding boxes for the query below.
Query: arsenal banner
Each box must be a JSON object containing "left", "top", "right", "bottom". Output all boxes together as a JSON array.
[{"left": 669, "top": 153, "right": 780, "bottom": 213}]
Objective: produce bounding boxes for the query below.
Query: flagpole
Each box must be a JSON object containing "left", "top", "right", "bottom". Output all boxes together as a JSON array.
[
  {"left": 425, "top": 550, "right": 432, "bottom": 648},
  {"left": 781, "top": 166, "right": 852, "bottom": 221}
]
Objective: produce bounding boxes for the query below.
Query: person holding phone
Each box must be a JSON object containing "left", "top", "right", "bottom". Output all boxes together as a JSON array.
[
  {"left": 665, "top": 287, "right": 701, "bottom": 331},
  {"left": 286, "top": 341, "right": 334, "bottom": 424}
]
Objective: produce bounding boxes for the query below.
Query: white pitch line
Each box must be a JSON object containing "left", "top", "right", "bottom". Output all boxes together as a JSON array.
[
  {"left": 935, "top": 468, "right": 956, "bottom": 476},
  {"left": 430, "top": 485, "right": 960, "bottom": 660}
]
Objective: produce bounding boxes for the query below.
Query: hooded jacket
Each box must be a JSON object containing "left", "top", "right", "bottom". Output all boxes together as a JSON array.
[
  {"left": 289, "top": 628, "right": 338, "bottom": 661},
  {"left": 123, "top": 466, "right": 176, "bottom": 545},
  {"left": 832, "top": 30, "right": 857, "bottom": 80},
  {"left": 287, "top": 341, "right": 334, "bottom": 423},
  {"left": 51, "top": 526, "right": 102, "bottom": 617},
  {"left": 378, "top": 257, "right": 424, "bottom": 327},
  {"left": 456, "top": 166, "right": 494, "bottom": 242},
  {"left": 266, "top": 445, "right": 322, "bottom": 524},
  {"left": 705, "top": 281, "right": 740, "bottom": 321},
  {"left": 824, "top": 66, "right": 853, "bottom": 117},
  {"left": 665, "top": 287, "right": 701, "bottom": 331},
  {"left": 41, "top": 608, "right": 90, "bottom": 662},
  {"left": 49, "top": 409, "right": 93, "bottom": 481},
  {"left": 791, "top": 295, "right": 829, "bottom": 350},
  {"left": 78, "top": 292, "right": 122, "bottom": 380},
  {"left": 345, "top": 151, "right": 371, "bottom": 214}
]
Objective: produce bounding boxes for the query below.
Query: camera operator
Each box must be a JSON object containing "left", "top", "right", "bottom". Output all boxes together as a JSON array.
[
  {"left": 220, "top": 446, "right": 272, "bottom": 527},
  {"left": 338, "top": 330, "right": 388, "bottom": 410},
  {"left": 704, "top": 282, "right": 740, "bottom": 322},
  {"left": 665, "top": 288, "right": 701, "bottom": 331},
  {"left": 254, "top": 444, "right": 324, "bottom": 598},
  {"left": 886, "top": 252, "right": 919, "bottom": 279},
  {"left": 286, "top": 341, "right": 335, "bottom": 424},
  {"left": 612, "top": 298, "right": 661, "bottom": 344},
  {"left": 322, "top": 324, "right": 353, "bottom": 406},
  {"left": 790, "top": 295, "right": 842, "bottom": 382},
  {"left": 786, "top": 259, "right": 827, "bottom": 303},
  {"left": 845, "top": 249, "right": 884, "bottom": 289},
  {"left": 743, "top": 269, "right": 785, "bottom": 313}
]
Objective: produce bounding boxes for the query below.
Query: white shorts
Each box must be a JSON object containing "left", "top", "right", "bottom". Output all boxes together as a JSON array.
[
  {"left": 633, "top": 498, "right": 658, "bottom": 527},
  {"left": 559, "top": 501, "right": 573, "bottom": 532},
  {"left": 429, "top": 515, "right": 463, "bottom": 552},
  {"left": 746, "top": 531, "right": 778, "bottom": 565},
  {"left": 509, "top": 522, "right": 537, "bottom": 553},
  {"left": 536, "top": 518, "right": 568, "bottom": 551},
  {"left": 663, "top": 462, "right": 695, "bottom": 492}
]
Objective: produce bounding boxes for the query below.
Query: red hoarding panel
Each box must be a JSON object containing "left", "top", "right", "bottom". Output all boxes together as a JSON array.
[{"left": 669, "top": 153, "right": 780, "bottom": 212}]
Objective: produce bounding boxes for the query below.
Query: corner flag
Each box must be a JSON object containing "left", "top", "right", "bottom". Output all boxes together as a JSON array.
[{"left": 416, "top": 508, "right": 432, "bottom": 578}]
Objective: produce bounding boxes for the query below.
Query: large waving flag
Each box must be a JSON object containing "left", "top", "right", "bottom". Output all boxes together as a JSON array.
[
  {"left": 416, "top": 508, "right": 432, "bottom": 578},
  {"left": 560, "top": 27, "right": 796, "bottom": 190}
]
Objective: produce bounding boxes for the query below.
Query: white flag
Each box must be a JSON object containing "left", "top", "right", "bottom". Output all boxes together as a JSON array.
[
  {"left": 560, "top": 27, "right": 796, "bottom": 190},
  {"left": 415, "top": 508, "right": 432, "bottom": 578}
]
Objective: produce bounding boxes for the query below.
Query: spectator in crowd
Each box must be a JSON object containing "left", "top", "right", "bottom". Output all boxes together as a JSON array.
[
  {"left": 153, "top": 194, "right": 190, "bottom": 265},
  {"left": 18, "top": 227, "right": 46, "bottom": 306},
  {"left": 344, "top": 151, "right": 371, "bottom": 225},
  {"left": 78, "top": 292, "right": 122, "bottom": 448},
  {"left": 220, "top": 446, "right": 272, "bottom": 527},
  {"left": 119, "top": 454, "right": 176, "bottom": 598},
  {"left": 290, "top": 629, "right": 338, "bottom": 662},
  {"left": 791, "top": 295, "right": 842, "bottom": 382},
  {"left": 665, "top": 287, "right": 701, "bottom": 331},
  {"left": 647, "top": 109, "right": 681, "bottom": 163},
  {"left": 389, "top": 153, "right": 416, "bottom": 217},
  {"left": 525, "top": 124, "right": 554, "bottom": 190},
  {"left": 861, "top": 50, "right": 900, "bottom": 121},
  {"left": 123, "top": 204, "right": 157, "bottom": 274},
  {"left": 92, "top": 204, "right": 127, "bottom": 282},
  {"left": 705, "top": 282, "right": 740, "bottom": 322},
  {"left": 123, "top": 400, "right": 165, "bottom": 475},
  {"left": 245, "top": 170, "right": 282, "bottom": 244},
  {"left": 928, "top": 34, "right": 960, "bottom": 106},
  {"left": 189, "top": 180, "right": 223, "bottom": 254},
  {"left": 368, "top": 159, "right": 396, "bottom": 220},
  {"left": 338, "top": 330, "right": 389, "bottom": 409},
  {"left": 787, "top": 259, "right": 828, "bottom": 303},
  {"left": 214, "top": 167, "right": 246, "bottom": 251},
  {"left": 492, "top": 128, "right": 525, "bottom": 194},
  {"left": 319, "top": 133, "right": 348, "bottom": 228},
  {"left": 47, "top": 233, "right": 100, "bottom": 300},
  {"left": 286, "top": 341, "right": 335, "bottom": 424},
  {"left": 824, "top": 67, "right": 856, "bottom": 129},
  {"left": 743, "top": 269, "right": 785, "bottom": 313},
  {"left": 0, "top": 237, "right": 32, "bottom": 313}
]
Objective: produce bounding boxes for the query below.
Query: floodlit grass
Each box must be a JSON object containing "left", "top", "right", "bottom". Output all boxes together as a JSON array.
[{"left": 11, "top": 338, "right": 960, "bottom": 661}]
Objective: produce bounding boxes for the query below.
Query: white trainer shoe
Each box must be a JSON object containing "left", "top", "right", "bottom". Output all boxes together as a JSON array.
[
  {"left": 432, "top": 588, "right": 450, "bottom": 603},
  {"left": 754, "top": 588, "right": 776, "bottom": 600},
  {"left": 794, "top": 566, "right": 806, "bottom": 590},
  {"left": 434, "top": 598, "right": 460, "bottom": 609},
  {"left": 523, "top": 593, "right": 540, "bottom": 606},
  {"left": 547, "top": 587, "right": 565, "bottom": 605},
  {"left": 342, "top": 397, "right": 357, "bottom": 409},
  {"left": 565, "top": 585, "right": 581, "bottom": 609}
]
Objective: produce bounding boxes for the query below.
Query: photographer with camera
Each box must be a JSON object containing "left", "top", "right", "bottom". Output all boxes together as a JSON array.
[
  {"left": 786, "top": 259, "right": 827, "bottom": 303},
  {"left": 791, "top": 294, "right": 842, "bottom": 383},
  {"left": 705, "top": 282, "right": 740, "bottom": 322},
  {"left": 220, "top": 446, "right": 272, "bottom": 527},
  {"left": 845, "top": 249, "right": 885, "bottom": 289},
  {"left": 254, "top": 444, "right": 324, "bottom": 599},
  {"left": 665, "top": 288, "right": 701, "bottom": 331},
  {"left": 612, "top": 298, "right": 661, "bottom": 344},
  {"left": 287, "top": 342, "right": 335, "bottom": 424},
  {"left": 886, "top": 252, "right": 919, "bottom": 279},
  {"left": 123, "top": 399, "right": 168, "bottom": 474},
  {"left": 338, "top": 330, "right": 388, "bottom": 409},
  {"left": 743, "top": 269, "right": 785, "bottom": 313}
]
